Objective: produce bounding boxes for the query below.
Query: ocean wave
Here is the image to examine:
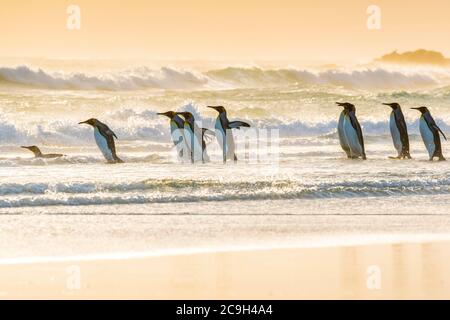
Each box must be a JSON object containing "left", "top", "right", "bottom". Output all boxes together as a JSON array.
[
  {"left": 207, "top": 67, "right": 438, "bottom": 89},
  {"left": 1, "top": 176, "right": 450, "bottom": 207},
  {"left": 0, "top": 66, "right": 208, "bottom": 90},
  {"left": 0, "top": 65, "right": 441, "bottom": 91},
  {"left": 0, "top": 153, "right": 167, "bottom": 167},
  {"left": 1, "top": 109, "right": 449, "bottom": 146}
]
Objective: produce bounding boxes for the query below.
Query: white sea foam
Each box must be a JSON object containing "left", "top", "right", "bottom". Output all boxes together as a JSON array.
[
  {"left": 0, "top": 175, "right": 450, "bottom": 208},
  {"left": 0, "top": 65, "right": 445, "bottom": 91}
]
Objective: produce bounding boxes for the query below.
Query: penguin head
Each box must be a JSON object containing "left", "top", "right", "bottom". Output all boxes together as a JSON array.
[
  {"left": 78, "top": 118, "right": 98, "bottom": 127},
  {"left": 336, "top": 102, "right": 355, "bottom": 112},
  {"left": 157, "top": 111, "right": 177, "bottom": 119},
  {"left": 21, "top": 145, "right": 42, "bottom": 156},
  {"left": 207, "top": 106, "right": 226, "bottom": 114},
  {"left": 176, "top": 112, "right": 195, "bottom": 122},
  {"left": 411, "top": 106, "right": 429, "bottom": 114},
  {"left": 383, "top": 102, "right": 401, "bottom": 110}
]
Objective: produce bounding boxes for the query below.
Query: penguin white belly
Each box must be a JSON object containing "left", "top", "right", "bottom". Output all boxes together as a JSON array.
[
  {"left": 214, "top": 119, "right": 226, "bottom": 151},
  {"left": 94, "top": 127, "right": 113, "bottom": 161},
  {"left": 419, "top": 117, "right": 435, "bottom": 158},
  {"left": 214, "top": 118, "right": 235, "bottom": 160},
  {"left": 338, "top": 112, "right": 350, "bottom": 156},
  {"left": 184, "top": 127, "right": 204, "bottom": 162},
  {"left": 390, "top": 113, "right": 402, "bottom": 156},
  {"left": 343, "top": 116, "right": 363, "bottom": 157},
  {"left": 170, "top": 122, "right": 186, "bottom": 157}
]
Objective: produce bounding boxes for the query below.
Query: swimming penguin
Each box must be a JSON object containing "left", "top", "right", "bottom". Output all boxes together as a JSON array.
[
  {"left": 336, "top": 102, "right": 352, "bottom": 158},
  {"left": 78, "top": 118, "right": 124, "bottom": 163},
  {"left": 411, "top": 107, "right": 447, "bottom": 161},
  {"left": 157, "top": 111, "right": 190, "bottom": 160},
  {"left": 176, "top": 112, "right": 214, "bottom": 163},
  {"left": 21, "top": 146, "right": 64, "bottom": 158},
  {"left": 207, "top": 106, "right": 250, "bottom": 163},
  {"left": 383, "top": 103, "right": 411, "bottom": 159},
  {"left": 336, "top": 102, "right": 366, "bottom": 160}
]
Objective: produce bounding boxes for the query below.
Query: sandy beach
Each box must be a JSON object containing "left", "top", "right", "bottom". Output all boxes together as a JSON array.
[{"left": 1, "top": 241, "right": 450, "bottom": 299}]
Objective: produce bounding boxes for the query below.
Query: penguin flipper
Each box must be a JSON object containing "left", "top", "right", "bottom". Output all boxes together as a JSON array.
[
  {"left": 202, "top": 128, "right": 216, "bottom": 144},
  {"left": 349, "top": 113, "right": 365, "bottom": 155},
  {"left": 433, "top": 124, "right": 447, "bottom": 141},
  {"left": 395, "top": 113, "right": 411, "bottom": 152},
  {"left": 229, "top": 121, "right": 251, "bottom": 129},
  {"left": 99, "top": 131, "right": 122, "bottom": 164}
]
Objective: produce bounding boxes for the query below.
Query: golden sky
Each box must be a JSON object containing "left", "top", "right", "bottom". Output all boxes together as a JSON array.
[{"left": 1, "top": 0, "right": 450, "bottom": 62}]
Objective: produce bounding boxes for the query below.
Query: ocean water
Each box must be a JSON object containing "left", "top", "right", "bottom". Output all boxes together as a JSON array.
[{"left": 1, "top": 60, "right": 450, "bottom": 260}]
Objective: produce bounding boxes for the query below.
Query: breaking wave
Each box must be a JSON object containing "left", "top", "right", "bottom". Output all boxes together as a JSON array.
[
  {"left": 1, "top": 109, "right": 448, "bottom": 145},
  {"left": 1, "top": 176, "right": 450, "bottom": 208},
  {"left": 0, "top": 65, "right": 442, "bottom": 91},
  {"left": 0, "top": 66, "right": 209, "bottom": 90}
]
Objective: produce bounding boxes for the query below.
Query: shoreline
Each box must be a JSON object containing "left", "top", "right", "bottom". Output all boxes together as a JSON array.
[
  {"left": 1, "top": 239, "right": 450, "bottom": 299},
  {"left": 2, "top": 233, "right": 450, "bottom": 265}
]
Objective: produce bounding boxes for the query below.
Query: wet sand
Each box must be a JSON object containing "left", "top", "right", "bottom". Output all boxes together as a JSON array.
[{"left": 1, "top": 241, "right": 450, "bottom": 299}]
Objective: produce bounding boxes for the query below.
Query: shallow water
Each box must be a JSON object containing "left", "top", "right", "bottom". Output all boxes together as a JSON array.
[{"left": 1, "top": 60, "right": 450, "bottom": 259}]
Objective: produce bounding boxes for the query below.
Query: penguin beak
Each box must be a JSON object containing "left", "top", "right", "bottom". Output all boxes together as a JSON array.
[
  {"left": 20, "top": 146, "right": 29, "bottom": 150},
  {"left": 78, "top": 120, "right": 88, "bottom": 125},
  {"left": 382, "top": 103, "right": 391, "bottom": 106},
  {"left": 207, "top": 106, "right": 220, "bottom": 112},
  {"left": 411, "top": 107, "right": 420, "bottom": 110}
]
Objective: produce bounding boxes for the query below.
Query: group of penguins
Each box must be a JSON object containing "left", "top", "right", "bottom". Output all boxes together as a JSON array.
[
  {"left": 337, "top": 102, "right": 447, "bottom": 161},
  {"left": 21, "top": 106, "right": 251, "bottom": 164},
  {"left": 20, "top": 103, "right": 447, "bottom": 163}
]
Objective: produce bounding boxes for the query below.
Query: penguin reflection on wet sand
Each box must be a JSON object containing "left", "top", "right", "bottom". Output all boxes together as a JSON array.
[
  {"left": 157, "top": 111, "right": 190, "bottom": 159},
  {"left": 78, "top": 118, "right": 124, "bottom": 163},
  {"left": 336, "top": 102, "right": 366, "bottom": 160},
  {"left": 176, "top": 112, "right": 214, "bottom": 163},
  {"left": 382, "top": 103, "right": 411, "bottom": 159},
  {"left": 207, "top": 106, "right": 250, "bottom": 163},
  {"left": 412, "top": 107, "right": 447, "bottom": 161},
  {"left": 21, "top": 146, "right": 64, "bottom": 159}
]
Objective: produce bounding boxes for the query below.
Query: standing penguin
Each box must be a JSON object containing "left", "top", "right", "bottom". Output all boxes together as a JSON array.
[
  {"left": 336, "top": 102, "right": 366, "bottom": 160},
  {"left": 383, "top": 103, "right": 411, "bottom": 159},
  {"left": 79, "top": 118, "right": 124, "bottom": 163},
  {"left": 336, "top": 102, "right": 352, "bottom": 158},
  {"left": 411, "top": 107, "right": 447, "bottom": 161},
  {"left": 176, "top": 112, "right": 213, "bottom": 163},
  {"left": 207, "top": 106, "right": 250, "bottom": 163},
  {"left": 157, "top": 111, "right": 190, "bottom": 160}
]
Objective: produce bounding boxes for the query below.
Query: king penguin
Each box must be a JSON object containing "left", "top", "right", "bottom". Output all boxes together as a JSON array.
[
  {"left": 207, "top": 106, "right": 250, "bottom": 163},
  {"left": 79, "top": 118, "right": 124, "bottom": 163},
  {"left": 383, "top": 103, "right": 411, "bottom": 159},
  {"left": 157, "top": 111, "right": 190, "bottom": 160},
  {"left": 336, "top": 102, "right": 352, "bottom": 158},
  {"left": 336, "top": 102, "right": 366, "bottom": 160},
  {"left": 21, "top": 146, "right": 64, "bottom": 159},
  {"left": 176, "top": 112, "right": 214, "bottom": 163},
  {"left": 411, "top": 107, "right": 447, "bottom": 161}
]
